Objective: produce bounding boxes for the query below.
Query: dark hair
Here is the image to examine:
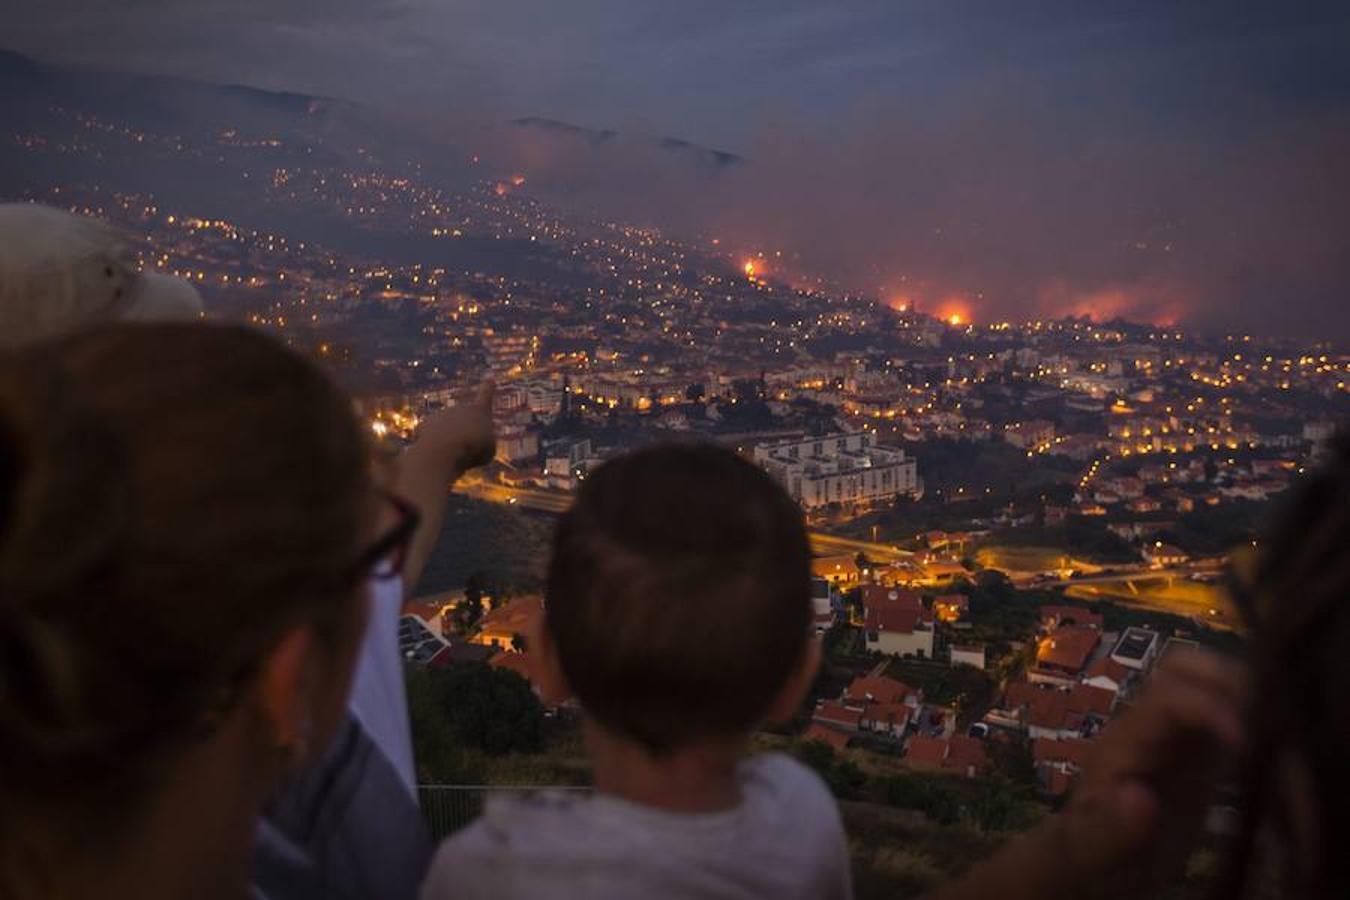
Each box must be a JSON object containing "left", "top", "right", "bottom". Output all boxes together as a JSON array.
[
  {"left": 546, "top": 442, "right": 812, "bottom": 753},
  {"left": 1218, "top": 431, "right": 1350, "bottom": 899},
  {"left": 0, "top": 323, "right": 371, "bottom": 807}
]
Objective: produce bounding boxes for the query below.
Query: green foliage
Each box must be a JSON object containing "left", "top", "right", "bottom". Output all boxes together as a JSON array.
[
  {"left": 883, "top": 773, "right": 961, "bottom": 825},
  {"left": 405, "top": 662, "right": 544, "bottom": 784},
  {"left": 987, "top": 519, "right": 1139, "bottom": 563},
  {"left": 1158, "top": 499, "right": 1268, "bottom": 556},
  {"left": 791, "top": 739, "right": 866, "bottom": 800}
]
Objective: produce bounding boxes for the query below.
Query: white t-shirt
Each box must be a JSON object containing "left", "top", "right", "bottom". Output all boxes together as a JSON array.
[
  {"left": 420, "top": 753, "right": 853, "bottom": 900},
  {"left": 347, "top": 576, "right": 416, "bottom": 798}
]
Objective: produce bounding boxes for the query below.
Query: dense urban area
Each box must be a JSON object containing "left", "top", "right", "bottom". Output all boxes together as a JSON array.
[{"left": 6, "top": 60, "right": 1347, "bottom": 897}]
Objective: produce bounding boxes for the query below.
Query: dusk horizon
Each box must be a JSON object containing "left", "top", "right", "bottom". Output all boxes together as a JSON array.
[{"left": 4, "top": 1, "right": 1349, "bottom": 342}]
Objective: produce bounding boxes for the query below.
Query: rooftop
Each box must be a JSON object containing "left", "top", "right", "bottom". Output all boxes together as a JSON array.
[{"left": 1036, "top": 625, "right": 1101, "bottom": 673}]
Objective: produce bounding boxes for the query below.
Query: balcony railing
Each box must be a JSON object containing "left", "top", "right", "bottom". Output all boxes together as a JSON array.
[{"left": 418, "top": 785, "right": 592, "bottom": 839}]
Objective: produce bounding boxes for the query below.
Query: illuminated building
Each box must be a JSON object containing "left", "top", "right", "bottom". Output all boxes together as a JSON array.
[{"left": 753, "top": 432, "right": 919, "bottom": 509}]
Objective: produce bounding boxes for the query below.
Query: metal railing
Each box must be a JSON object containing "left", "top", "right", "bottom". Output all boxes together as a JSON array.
[{"left": 418, "top": 785, "right": 592, "bottom": 839}]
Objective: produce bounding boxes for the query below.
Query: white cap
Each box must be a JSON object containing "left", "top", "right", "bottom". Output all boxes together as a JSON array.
[{"left": 0, "top": 202, "right": 205, "bottom": 347}]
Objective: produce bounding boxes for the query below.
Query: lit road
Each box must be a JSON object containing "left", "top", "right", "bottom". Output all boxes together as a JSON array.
[{"left": 454, "top": 479, "right": 912, "bottom": 563}]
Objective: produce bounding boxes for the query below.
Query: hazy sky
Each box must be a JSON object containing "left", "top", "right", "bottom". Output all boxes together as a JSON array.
[{"left": 7, "top": 1, "right": 1350, "bottom": 339}]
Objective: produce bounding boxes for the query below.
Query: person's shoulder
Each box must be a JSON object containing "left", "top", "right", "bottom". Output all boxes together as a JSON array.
[
  {"left": 420, "top": 791, "right": 602, "bottom": 900},
  {"left": 740, "top": 752, "right": 843, "bottom": 821}
]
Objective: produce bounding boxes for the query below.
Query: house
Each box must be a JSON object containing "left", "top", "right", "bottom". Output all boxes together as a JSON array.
[
  {"left": 950, "top": 644, "right": 986, "bottom": 670},
  {"left": 813, "top": 700, "right": 864, "bottom": 732},
  {"left": 812, "top": 554, "right": 860, "bottom": 586},
  {"left": 864, "top": 588, "right": 935, "bottom": 658},
  {"left": 1004, "top": 419, "right": 1055, "bottom": 450},
  {"left": 933, "top": 594, "right": 969, "bottom": 623},
  {"left": 473, "top": 596, "right": 543, "bottom": 650},
  {"left": 1161, "top": 489, "right": 1195, "bottom": 513},
  {"left": 1033, "top": 738, "right": 1093, "bottom": 796},
  {"left": 1101, "top": 476, "right": 1145, "bottom": 500},
  {"left": 1143, "top": 542, "right": 1189, "bottom": 568},
  {"left": 1029, "top": 625, "right": 1101, "bottom": 685},
  {"left": 811, "top": 577, "right": 839, "bottom": 633},
  {"left": 1126, "top": 496, "right": 1162, "bottom": 514},
  {"left": 1083, "top": 656, "right": 1135, "bottom": 696},
  {"left": 1110, "top": 627, "right": 1161, "bottom": 672},
  {"left": 906, "top": 735, "right": 988, "bottom": 777},
  {"left": 844, "top": 674, "right": 923, "bottom": 737},
  {"left": 992, "top": 682, "right": 1116, "bottom": 740},
  {"left": 803, "top": 722, "right": 852, "bottom": 751}
]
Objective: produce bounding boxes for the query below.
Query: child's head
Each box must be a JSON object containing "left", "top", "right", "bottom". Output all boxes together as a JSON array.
[{"left": 545, "top": 442, "right": 815, "bottom": 754}]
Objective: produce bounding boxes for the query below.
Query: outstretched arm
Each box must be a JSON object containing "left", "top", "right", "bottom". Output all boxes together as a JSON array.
[
  {"left": 393, "top": 381, "right": 496, "bottom": 597},
  {"left": 925, "top": 649, "right": 1246, "bottom": 900}
]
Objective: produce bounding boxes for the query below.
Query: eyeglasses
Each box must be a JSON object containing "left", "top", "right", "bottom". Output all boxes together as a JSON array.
[{"left": 350, "top": 491, "right": 420, "bottom": 582}]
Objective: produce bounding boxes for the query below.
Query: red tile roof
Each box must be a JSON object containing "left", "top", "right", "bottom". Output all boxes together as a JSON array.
[
  {"left": 1036, "top": 625, "right": 1101, "bottom": 673},
  {"left": 1046, "top": 768, "right": 1076, "bottom": 796},
  {"left": 1069, "top": 683, "right": 1116, "bottom": 718},
  {"left": 867, "top": 605, "right": 924, "bottom": 635},
  {"left": 863, "top": 585, "right": 924, "bottom": 613},
  {"left": 905, "top": 735, "right": 949, "bottom": 769},
  {"left": 1002, "top": 682, "right": 1113, "bottom": 732},
  {"left": 845, "top": 675, "right": 920, "bottom": 706},
  {"left": 489, "top": 650, "right": 536, "bottom": 679},
  {"left": 1033, "top": 738, "right": 1093, "bottom": 768},
  {"left": 1085, "top": 656, "right": 1133, "bottom": 687},
  {"left": 813, "top": 701, "right": 863, "bottom": 730},
  {"left": 862, "top": 701, "right": 915, "bottom": 730},
  {"left": 906, "top": 735, "right": 988, "bottom": 775},
  {"left": 944, "top": 735, "right": 988, "bottom": 774}
]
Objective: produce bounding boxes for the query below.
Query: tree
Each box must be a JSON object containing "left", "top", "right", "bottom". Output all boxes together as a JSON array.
[
  {"left": 407, "top": 661, "right": 544, "bottom": 762},
  {"left": 453, "top": 575, "right": 486, "bottom": 634},
  {"left": 684, "top": 382, "right": 706, "bottom": 402},
  {"left": 510, "top": 632, "right": 528, "bottom": 653}
]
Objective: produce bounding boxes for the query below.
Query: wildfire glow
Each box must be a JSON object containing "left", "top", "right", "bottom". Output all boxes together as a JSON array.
[
  {"left": 743, "top": 260, "right": 757, "bottom": 278},
  {"left": 493, "top": 182, "right": 508, "bottom": 197},
  {"left": 510, "top": 174, "right": 526, "bottom": 187},
  {"left": 948, "top": 313, "right": 964, "bottom": 326}
]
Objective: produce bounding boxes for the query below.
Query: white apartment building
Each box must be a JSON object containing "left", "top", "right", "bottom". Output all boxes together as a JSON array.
[{"left": 754, "top": 432, "right": 919, "bottom": 509}]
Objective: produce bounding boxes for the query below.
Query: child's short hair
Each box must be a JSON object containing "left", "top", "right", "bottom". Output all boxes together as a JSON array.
[{"left": 546, "top": 442, "right": 813, "bottom": 753}]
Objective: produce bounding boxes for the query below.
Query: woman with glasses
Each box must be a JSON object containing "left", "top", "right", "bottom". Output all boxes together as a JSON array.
[{"left": 0, "top": 323, "right": 489, "bottom": 900}]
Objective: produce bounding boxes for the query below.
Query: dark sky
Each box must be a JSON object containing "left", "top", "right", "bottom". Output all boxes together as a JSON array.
[{"left": 8, "top": 0, "right": 1350, "bottom": 340}]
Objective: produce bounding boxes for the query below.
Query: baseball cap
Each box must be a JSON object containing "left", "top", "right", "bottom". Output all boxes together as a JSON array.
[{"left": 0, "top": 202, "right": 204, "bottom": 347}]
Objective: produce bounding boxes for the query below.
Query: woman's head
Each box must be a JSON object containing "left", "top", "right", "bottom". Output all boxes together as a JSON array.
[
  {"left": 1222, "top": 432, "right": 1350, "bottom": 898},
  {"left": 0, "top": 323, "right": 373, "bottom": 818}
]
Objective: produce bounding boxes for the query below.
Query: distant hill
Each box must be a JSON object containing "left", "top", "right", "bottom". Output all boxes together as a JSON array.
[
  {"left": 0, "top": 46, "right": 375, "bottom": 150},
  {"left": 511, "top": 115, "right": 745, "bottom": 168}
]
